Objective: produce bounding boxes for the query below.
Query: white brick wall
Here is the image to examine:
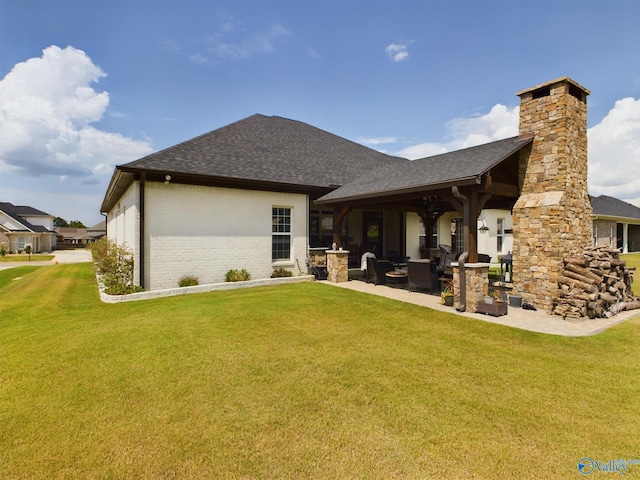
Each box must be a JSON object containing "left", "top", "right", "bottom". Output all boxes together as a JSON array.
[
  {"left": 106, "top": 182, "right": 141, "bottom": 283},
  {"left": 133, "top": 182, "right": 308, "bottom": 290}
]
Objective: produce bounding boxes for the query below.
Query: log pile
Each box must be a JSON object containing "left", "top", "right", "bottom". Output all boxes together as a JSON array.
[{"left": 553, "top": 246, "right": 639, "bottom": 320}]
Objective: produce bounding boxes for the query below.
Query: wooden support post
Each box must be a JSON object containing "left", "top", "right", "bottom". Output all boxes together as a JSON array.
[{"left": 332, "top": 206, "right": 351, "bottom": 248}]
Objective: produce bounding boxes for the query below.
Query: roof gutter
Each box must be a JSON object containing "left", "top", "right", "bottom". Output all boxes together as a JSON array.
[
  {"left": 139, "top": 172, "right": 146, "bottom": 290},
  {"left": 593, "top": 214, "right": 640, "bottom": 223},
  {"left": 452, "top": 186, "right": 470, "bottom": 313}
]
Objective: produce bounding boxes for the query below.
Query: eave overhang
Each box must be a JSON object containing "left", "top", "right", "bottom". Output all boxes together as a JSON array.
[{"left": 100, "top": 166, "right": 334, "bottom": 214}]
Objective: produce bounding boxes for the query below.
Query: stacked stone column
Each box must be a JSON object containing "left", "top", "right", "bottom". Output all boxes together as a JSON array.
[
  {"left": 453, "top": 264, "right": 490, "bottom": 313},
  {"left": 512, "top": 77, "right": 593, "bottom": 312},
  {"left": 326, "top": 249, "right": 349, "bottom": 283}
]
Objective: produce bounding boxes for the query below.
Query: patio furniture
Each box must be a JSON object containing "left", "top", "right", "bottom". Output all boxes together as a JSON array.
[
  {"left": 436, "top": 252, "right": 458, "bottom": 278},
  {"left": 366, "top": 257, "right": 395, "bottom": 285},
  {"left": 386, "top": 250, "right": 409, "bottom": 267},
  {"left": 477, "top": 253, "right": 491, "bottom": 263},
  {"left": 407, "top": 260, "right": 439, "bottom": 292},
  {"left": 385, "top": 270, "right": 408, "bottom": 287},
  {"left": 476, "top": 300, "right": 508, "bottom": 317}
]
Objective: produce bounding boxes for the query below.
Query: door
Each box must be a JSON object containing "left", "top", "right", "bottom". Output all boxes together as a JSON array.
[{"left": 363, "top": 211, "right": 383, "bottom": 258}]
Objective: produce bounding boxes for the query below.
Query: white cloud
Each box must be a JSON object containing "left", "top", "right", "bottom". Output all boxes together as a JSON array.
[
  {"left": 396, "top": 104, "right": 520, "bottom": 159},
  {"left": 358, "top": 136, "right": 398, "bottom": 145},
  {"left": 385, "top": 43, "right": 410, "bottom": 62},
  {"left": 394, "top": 98, "right": 640, "bottom": 207},
  {"left": 0, "top": 45, "right": 153, "bottom": 180},
  {"left": 192, "top": 22, "right": 291, "bottom": 64},
  {"left": 587, "top": 97, "right": 640, "bottom": 206}
]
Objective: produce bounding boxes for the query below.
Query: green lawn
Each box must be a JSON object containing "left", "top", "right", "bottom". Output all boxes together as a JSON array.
[
  {"left": 1, "top": 263, "right": 640, "bottom": 478},
  {"left": 0, "top": 254, "right": 54, "bottom": 262},
  {"left": 622, "top": 252, "right": 640, "bottom": 295}
]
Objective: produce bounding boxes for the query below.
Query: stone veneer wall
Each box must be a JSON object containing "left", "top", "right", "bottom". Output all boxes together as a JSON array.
[
  {"left": 308, "top": 247, "right": 328, "bottom": 267},
  {"left": 512, "top": 78, "right": 593, "bottom": 312},
  {"left": 453, "top": 264, "right": 489, "bottom": 313},
  {"left": 326, "top": 250, "right": 349, "bottom": 283}
]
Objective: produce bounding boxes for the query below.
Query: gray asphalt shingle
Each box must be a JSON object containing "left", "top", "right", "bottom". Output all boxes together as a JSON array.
[
  {"left": 316, "top": 136, "right": 533, "bottom": 203},
  {"left": 121, "top": 114, "right": 409, "bottom": 189},
  {"left": 591, "top": 195, "right": 640, "bottom": 221}
]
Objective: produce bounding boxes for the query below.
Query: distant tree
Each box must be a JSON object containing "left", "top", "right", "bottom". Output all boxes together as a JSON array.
[
  {"left": 69, "top": 220, "right": 87, "bottom": 228},
  {"left": 54, "top": 217, "right": 69, "bottom": 228}
]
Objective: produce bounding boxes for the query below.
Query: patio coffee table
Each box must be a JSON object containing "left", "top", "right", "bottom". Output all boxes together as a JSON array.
[{"left": 385, "top": 270, "right": 408, "bottom": 287}]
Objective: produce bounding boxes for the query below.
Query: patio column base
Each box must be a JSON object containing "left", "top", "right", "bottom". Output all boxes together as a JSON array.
[
  {"left": 326, "top": 249, "right": 349, "bottom": 283},
  {"left": 452, "top": 263, "right": 490, "bottom": 313}
]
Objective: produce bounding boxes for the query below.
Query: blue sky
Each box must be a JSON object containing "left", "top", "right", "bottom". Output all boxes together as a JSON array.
[{"left": 1, "top": 0, "right": 639, "bottom": 225}]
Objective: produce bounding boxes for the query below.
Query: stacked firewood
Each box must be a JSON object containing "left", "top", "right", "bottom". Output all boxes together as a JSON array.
[{"left": 553, "top": 246, "right": 640, "bottom": 320}]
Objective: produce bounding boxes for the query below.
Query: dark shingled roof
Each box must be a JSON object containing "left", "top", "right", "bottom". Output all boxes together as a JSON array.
[
  {"left": 316, "top": 135, "right": 533, "bottom": 204},
  {"left": 120, "top": 114, "right": 409, "bottom": 189},
  {"left": 102, "top": 115, "right": 535, "bottom": 212},
  {"left": 590, "top": 195, "right": 640, "bottom": 221}
]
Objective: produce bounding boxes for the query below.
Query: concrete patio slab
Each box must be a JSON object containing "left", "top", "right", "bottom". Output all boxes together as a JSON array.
[{"left": 322, "top": 278, "right": 640, "bottom": 337}]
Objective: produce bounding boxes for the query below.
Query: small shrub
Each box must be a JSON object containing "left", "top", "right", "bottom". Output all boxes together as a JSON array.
[
  {"left": 179, "top": 275, "right": 199, "bottom": 287},
  {"left": 271, "top": 268, "right": 292, "bottom": 278},
  {"left": 104, "top": 284, "right": 144, "bottom": 295},
  {"left": 90, "top": 238, "right": 141, "bottom": 295},
  {"left": 0, "top": 246, "right": 6, "bottom": 257},
  {"left": 225, "top": 269, "right": 251, "bottom": 282}
]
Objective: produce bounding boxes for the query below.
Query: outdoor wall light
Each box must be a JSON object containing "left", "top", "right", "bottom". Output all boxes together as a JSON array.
[{"left": 164, "top": 174, "right": 171, "bottom": 184}]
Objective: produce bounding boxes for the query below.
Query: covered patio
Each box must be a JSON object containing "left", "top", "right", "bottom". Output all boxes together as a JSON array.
[{"left": 314, "top": 135, "right": 533, "bottom": 313}]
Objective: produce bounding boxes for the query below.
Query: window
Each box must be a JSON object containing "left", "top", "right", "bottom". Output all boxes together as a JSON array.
[
  {"left": 452, "top": 218, "right": 463, "bottom": 253},
  {"left": 272, "top": 207, "right": 291, "bottom": 261},
  {"left": 18, "top": 237, "right": 25, "bottom": 251},
  {"left": 593, "top": 225, "right": 598, "bottom": 246},
  {"left": 609, "top": 226, "right": 614, "bottom": 247},
  {"left": 497, "top": 218, "right": 505, "bottom": 252}
]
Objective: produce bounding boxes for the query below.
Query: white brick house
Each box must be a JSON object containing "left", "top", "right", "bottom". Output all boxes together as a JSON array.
[
  {"left": 101, "top": 78, "right": 636, "bottom": 294},
  {"left": 101, "top": 112, "right": 533, "bottom": 291},
  {"left": 101, "top": 114, "right": 409, "bottom": 290}
]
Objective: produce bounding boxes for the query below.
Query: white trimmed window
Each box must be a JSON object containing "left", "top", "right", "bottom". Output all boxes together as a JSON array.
[
  {"left": 497, "top": 218, "right": 505, "bottom": 252},
  {"left": 609, "top": 226, "right": 614, "bottom": 247},
  {"left": 272, "top": 207, "right": 292, "bottom": 261},
  {"left": 18, "top": 236, "right": 25, "bottom": 251}
]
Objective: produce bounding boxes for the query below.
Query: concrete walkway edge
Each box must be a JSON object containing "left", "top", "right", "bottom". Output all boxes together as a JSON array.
[{"left": 322, "top": 279, "right": 640, "bottom": 337}]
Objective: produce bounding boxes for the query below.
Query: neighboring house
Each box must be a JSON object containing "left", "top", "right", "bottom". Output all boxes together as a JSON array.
[
  {"left": 101, "top": 76, "right": 595, "bottom": 314},
  {"left": 56, "top": 221, "right": 106, "bottom": 246},
  {"left": 591, "top": 195, "right": 640, "bottom": 253},
  {"left": 0, "top": 202, "right": 57, "bottom": 253}
]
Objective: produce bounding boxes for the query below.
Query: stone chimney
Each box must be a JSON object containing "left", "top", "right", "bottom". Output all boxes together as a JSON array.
[{"left": 512, "top": 77, "right": 593, "bottom": 312}]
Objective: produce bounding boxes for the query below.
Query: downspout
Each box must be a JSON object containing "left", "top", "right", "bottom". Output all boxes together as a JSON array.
[
  {"left": 452, "top": 186, "right": 469, "bottom": 312},
  {"left": 139, "top": 172, "right": 146, "bottom": 289}
]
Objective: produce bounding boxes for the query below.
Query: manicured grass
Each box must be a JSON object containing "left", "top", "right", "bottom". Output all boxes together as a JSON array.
[
  {"left": 622, "top": 252, "right": 640, "bottom": 269},
  {"left": 1, "top": 264, "right": 639, "bottom": 478},
  {"left": 622, "top": 252, "right": 640, "bottom": 295},
  {"left": 0, "top": 254, "right": 54, "bottom": 262}
]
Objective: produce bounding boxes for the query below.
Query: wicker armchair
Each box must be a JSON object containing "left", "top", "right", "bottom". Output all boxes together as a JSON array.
[{"left": 366, "top": 257, "right": 396, "bottom": 285}]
